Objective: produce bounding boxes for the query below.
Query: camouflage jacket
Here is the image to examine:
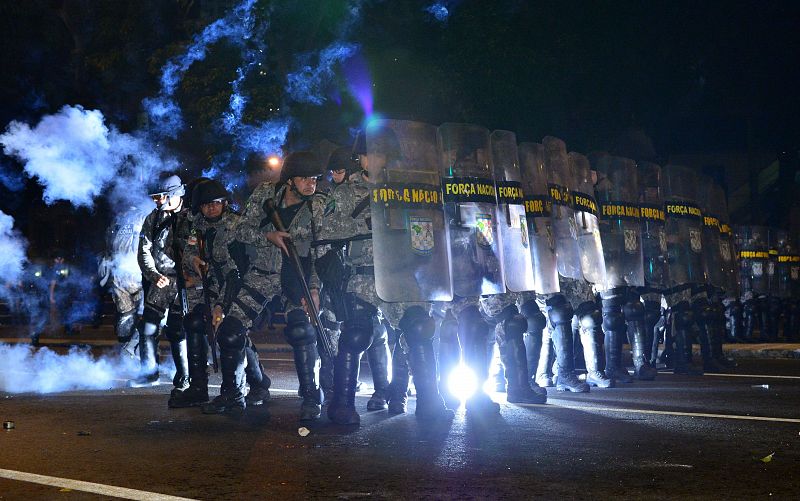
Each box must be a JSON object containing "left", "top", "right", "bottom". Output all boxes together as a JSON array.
[
  {"left": 138, "top": 206, "right": 191, "bottom": 282},
  {"left": 183, "top": 210, "right": 240, "bottom": 302},
  {"left": 235, "top": 182, "right": 326, "bottom": 291},
  {"left": 319, "top": 176, "right": 373, "bottom": 266}
]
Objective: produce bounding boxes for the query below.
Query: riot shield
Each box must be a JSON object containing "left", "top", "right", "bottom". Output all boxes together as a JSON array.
[
  {"left": 489, "top": 130, "right": 535, "bottom": 293},
  {"left": 366, "top": 119, "right": 453, "bottom": 302},
  {"left": 783, "top": 233, "right": 800, "bottom": 297},
  {"left": 708, "top": 182, "right": 738, "bottom": 296},
  {"left": 594, "top": 155, "right": 644, "bottom": 289},
  {"left": 662, "top": 165, "right": 705, "bottom": 287},
  {"left": 734, "top": 225, "right": 770, "bottom": 296},
  {"left": 697, "top": 174, "right": 726, "bottom": 290},
  {"left": 543, "top": 136, "right": 583, "bottom": 281},
  {"left": 518, "top": 142, "right": 559, "bottom": 294},
  {"left": 770, "top": 228, "right": 790, "bottom": 298},
  {"left": 637, "top": 161, "right": 670, "bottom": 290},
  {"left": 569, "top": 151, "right": 607, "bottom": 286},
  {"left": 438, "top": 123, "right": 504, "bottom": 297}
]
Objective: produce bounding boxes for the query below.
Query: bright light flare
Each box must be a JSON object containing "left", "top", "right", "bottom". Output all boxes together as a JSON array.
[
  {"left": 267, "top": 155, "right": 281, "bottom": 169},
  {"left": 448, "top": 363, "right": 478, "bottom": 402}
]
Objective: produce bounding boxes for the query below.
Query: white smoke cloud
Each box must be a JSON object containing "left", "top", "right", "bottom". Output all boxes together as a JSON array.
[
  {"left": 0, "top": 105, "right": 178, "bottom": 209},
  {"left": 0, "top": 343, "right": 142, "bottom": 393},
  {"left": 0, "top": 211, "right": 27, "bottom": 295}
]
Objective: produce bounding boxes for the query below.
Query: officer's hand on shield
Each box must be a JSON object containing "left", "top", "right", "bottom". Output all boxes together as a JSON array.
[
  {"left": 266, "top": 230, "right": 291, "bottom": 255},
  {"left": 211, "top": 305, "right": 224, "bottom": 331},
  {"left": 301, "top": 288, "right": 320, "bottom": 317},
  {"left": 155, "top": 274, "right": 170, "bottom": 288}
]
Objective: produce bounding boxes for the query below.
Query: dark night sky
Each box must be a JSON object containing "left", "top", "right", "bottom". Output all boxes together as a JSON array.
[{"left": 1, "top": 0, "right": 800, "bottom": 255}]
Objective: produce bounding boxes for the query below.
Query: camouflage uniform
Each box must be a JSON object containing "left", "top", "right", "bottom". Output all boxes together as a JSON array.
[
  {"left": 134, "top": 205, "right": 192, "bottom": 388},
  {"left": 227, "top": 181, "right": 325, "bottom": 418}
]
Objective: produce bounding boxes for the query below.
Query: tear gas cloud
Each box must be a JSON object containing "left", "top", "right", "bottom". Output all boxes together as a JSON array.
[
  {"left": 0, "top": 105, "right": 178, "bottom": 209},
  {"left": 0, "top": 211, "right": 27, "bottom": 294},
  {"left": 286, "top": 42, "right": 359, "bottom": 105},
  {"left": 0, "top": 343, "right": 143, "bottom": 394},
  {"left": 425, "top": 2, "right": 451, "bottom": 22}
]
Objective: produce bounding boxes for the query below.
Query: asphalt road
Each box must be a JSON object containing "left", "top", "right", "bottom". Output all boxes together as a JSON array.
[{"left": 1, "top": 349, "right": 799, "bottom": 500}]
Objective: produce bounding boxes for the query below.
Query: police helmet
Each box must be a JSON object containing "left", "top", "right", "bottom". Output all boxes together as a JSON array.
[
  {"left": 280, "top": 151, "right": 323, "bottom": 184},
  {"left": 149, "top": 174, "right": 185, "bottom": 197},
  {"left": 191, "top": 179, "right": 229, "bottom": 214}
]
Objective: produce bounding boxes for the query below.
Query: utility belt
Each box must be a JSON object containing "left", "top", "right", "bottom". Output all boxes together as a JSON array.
[{"left": 251, "top": 267, "right": 278, "bottom": 276}]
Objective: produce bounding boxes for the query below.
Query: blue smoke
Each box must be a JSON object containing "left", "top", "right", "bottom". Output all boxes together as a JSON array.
[
  {"left": 0, "top": 164, "right": 25, "bottom": 191},
  {"left": 425, "top": 2, "right": 450, "bottom": 22},
  {"left": 286, "top": 42, "right": 359, "bottom": 105},
  {"left": 144, "top": 0, "right": 259, "bottom": 139}
]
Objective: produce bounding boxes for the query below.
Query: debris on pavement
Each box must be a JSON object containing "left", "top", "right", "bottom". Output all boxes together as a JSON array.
[{"left": 298, "top": 427, "right": 310, "bottom": 437}]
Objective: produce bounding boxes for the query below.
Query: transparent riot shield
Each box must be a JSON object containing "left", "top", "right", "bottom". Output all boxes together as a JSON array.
[
  {"left": 519, "top": 142, "right": 559, "bottom": 294},
  {"left": 366, "top": 119, "right": 453, "bottom": 302},
  {"left": 569, "top": 151, "right": 607, "bottom": 286},
  {"left": 662, "top": 165, "right": 705, "bottom": 287},
  {"left": 734, "top": 225, "right": 770, "bottom": 296},
  {"left": 638, "top": 161, "right": 669, "bottom": 290},
  {"left": 543, "top": 136, "right": 583, "bottom": 281},
  {"left": 490, "top": 130, "right": 535, "bottom": 293},
  {"left": 708, "top": 183, "right": 737, "bottom": 296},
  {"left": 438, "top": 123, "right": 505, "bottom": 297},
  {"left": 770, "top": 228, "right": 790, "bottom": 298},
  {"left": 784, "top": 233, "right": 800, "bottom": 298},
  {"left": 594, "top": 155, "right": 644, "bottom": 289},
  {"left": 697, "top": 174, "right": 726, "bottom": 290}
]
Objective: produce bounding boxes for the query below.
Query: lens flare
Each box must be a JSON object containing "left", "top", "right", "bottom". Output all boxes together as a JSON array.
[{"left": 448, "top": 363, "right": 478, "bottom": 402}]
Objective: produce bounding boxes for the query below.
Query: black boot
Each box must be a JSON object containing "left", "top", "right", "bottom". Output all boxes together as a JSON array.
[
  {"left": 659, "top": 309, "right": 674, "bottom": 367},
  {"left": 499, "top": 308, "right": 547, "bottom": 404},
  {"left": 601, "top": 291, "right": 633, "bottom": 384},
  {"left": 366, "top": 318, "right": 390, "bottom": 411},
  {"left": 328, "top": 350, "right": 362, "bottom": 425},
  {"left": 535, "top": 328, "right": 556, "bottom": 388},
  {"left": 724, "top": 300, "right": 746, "bottom": 343},
  {"left": 128, "top": 321, "right": 160, "bottom": 387},
  {"left": 401, "top": 307, "right": 454, "bottom": 421},
  {"left": 387, "top": 333, "right": 410, "bottom": 415},
  {"left": 284, "top": 315, "right": 322, "bottom": 421},
  {"left": 624, "top": 300, "right": 658, "bottom": 381},
  {"left": 169, "top": 312, "right": 209, "bottom": 408},
  {"left": 742, "top": 299, "right": 758, "bottom": 343},
  {"left": 437, "top": 310, "right": 461, "bottom": 410},
  {"left": 577, "top": 306, "right": 613, "bottom": 388},
  {"left": 643, "top": 300, "right": 661, "bottom": 364},
  {"left": 548, "top": 296, "right": 589, "bottom": 393},
  {"left": 201, "top": 347, "right": 246, "bottom": 414},
  {"left": 694, "top": 299, "right": 730, "bottom": 373},
  {"left": 671, "top": 303, "right": 703, "bottom": 375},
  {"left": 520, "top": 299, "right": 545, "bottom": 386},
  {"left": 328, "top": 316, "right": 372, "bottom": 425},
  {"left": 458, "top": 306, "right": 499, "bottom": 415},
  {"left": 244, "top": 342, "right": 271, "bottom": 406},
  {"left": 169, "top": 339, "right": 190, "bottom": 395}
]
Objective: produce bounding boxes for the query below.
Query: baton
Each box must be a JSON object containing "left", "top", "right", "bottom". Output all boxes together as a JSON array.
[{"left": 264, "top": 199, "right": 335, "bottom": 359}]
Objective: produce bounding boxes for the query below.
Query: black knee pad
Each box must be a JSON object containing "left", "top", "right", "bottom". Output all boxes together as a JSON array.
[
  {"left": 117, "top": 310, "right": 136, "bottom": 342},
  {"left": 546, "top": 295, "right": 574, "bottom": 327},
  {"left": 399, "top": 306, "right": 435, "bottom": 344},
  {"left": 575, "top": 302, "right": 602, "bottom": 330},
  {"left": 340, "top": 315, "right": 374, "bottom": 353},
  {"left": 502, "top": 313, "right": 527, "bottom": 342},
  {"left": 217, "top": 316, "right": 247, "bottom": 351},
  {"left": 285, "top": 321, "right": 316, "bottom": 347},
  {"left": 142, "top": 304, "right": 165, "bottom": 325},
  {"left": 672, "top": 301, "right": 694, "bottom": 329},
  {"left": 183, "top": 306, "right": 206, "bottom": 335},
  {"left": 459, "top": 304, "right": 492, "bottom": 343},
  {"left": 163, "top": 310, "right": 185, "bottom": 342},
  {"left": 519, "top": 299, "right": 546, "bottom": 334},
  {"left": 623, "top": 299, "right": 645, "bottom": 321}
]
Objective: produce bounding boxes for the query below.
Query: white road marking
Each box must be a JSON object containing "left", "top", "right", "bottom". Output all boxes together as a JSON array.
[
  {"left": 0, "top": 468, "right": 195, "bottom": 501},
  {"left": 702, "top": 372, "right": 800, "bottom": 380},
  {"left": 516, "top": 401, "right": 800, "bottom": 424}
]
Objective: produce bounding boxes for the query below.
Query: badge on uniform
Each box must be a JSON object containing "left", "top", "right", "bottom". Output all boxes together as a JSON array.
[
  {"left": 187, "top": 230, "right": 198, "bottom": 246},
  {"left": 753, "top": 262, "right": 763, "bottom": 277},
  {"left": 409, "top": 216, "right": 434, "bottom": 255},
  {"left": 689, "top": 229, "right": 702, "bottom": 253},
  {"left": 624, "top": 228, "right": 638, "bottom": 253},
  {"left": 324, "top": 198, "right": 336, "bottom": 217},
  {"left": 475, "top": 214, "right": 494, "bottom": 248},
  {"left": 719, "top": 241, "right": 731, "bottom": 262},
  {"left": 519, "top": 215, "right": 529, "bottom": 248}
]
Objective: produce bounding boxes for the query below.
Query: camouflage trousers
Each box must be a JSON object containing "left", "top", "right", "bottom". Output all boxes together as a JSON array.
[
  {"left": 111, "top": 281, "right": 142, "bottom": 315},
  {"left": 225, "top": 271, "right": 282, "bottom": 330}
]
